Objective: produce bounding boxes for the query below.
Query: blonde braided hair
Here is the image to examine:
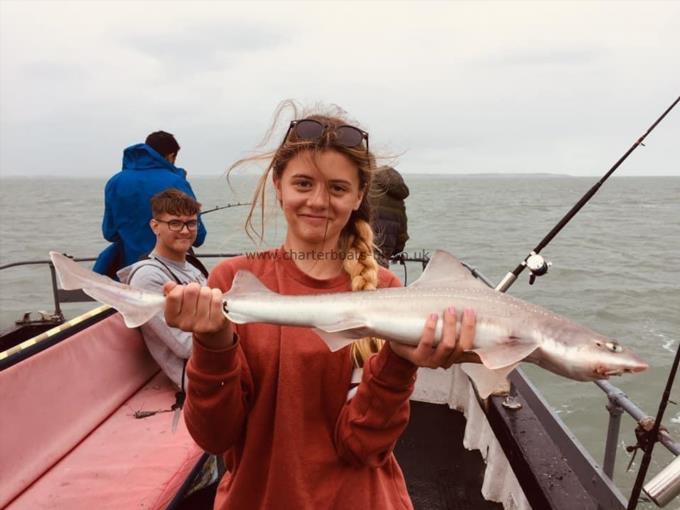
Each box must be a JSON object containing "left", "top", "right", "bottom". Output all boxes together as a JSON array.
[{"left": 342, "top": 219, "right": 384, "bottom": 368}]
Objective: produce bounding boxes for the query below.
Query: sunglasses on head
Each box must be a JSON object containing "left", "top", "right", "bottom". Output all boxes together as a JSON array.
[{"left": 282, "top": 119, "right": 369, "bottom": 154}]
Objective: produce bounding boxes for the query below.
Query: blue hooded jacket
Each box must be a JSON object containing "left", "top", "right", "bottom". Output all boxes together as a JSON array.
[{"left": 93, "top": 144, "right": 207, "bottom": 277}]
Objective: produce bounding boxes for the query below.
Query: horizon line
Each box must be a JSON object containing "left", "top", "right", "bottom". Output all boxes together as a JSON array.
[{"left": 1, "top": 172, "right": 679, "bottom": 179}]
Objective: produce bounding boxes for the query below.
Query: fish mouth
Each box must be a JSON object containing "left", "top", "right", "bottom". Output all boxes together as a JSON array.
[
  {"left": 593, "top": 369, "right": 613, "bottom": 379},
  {"left": 594, "top": 363, "right": 649, "bottom": 378}
]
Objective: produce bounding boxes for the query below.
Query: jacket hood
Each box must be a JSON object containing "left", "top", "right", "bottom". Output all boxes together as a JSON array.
[
  {"left": 122, "top": 143, "right": 186, "bottom": 176},
  {"left": 373, "top": 167, "right": 410, "bottom": 200}
]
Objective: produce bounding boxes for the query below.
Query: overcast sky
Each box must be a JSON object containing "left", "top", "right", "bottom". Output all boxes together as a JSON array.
[{"left": 1, "top": 0, "right": 678, "bottom": 177}]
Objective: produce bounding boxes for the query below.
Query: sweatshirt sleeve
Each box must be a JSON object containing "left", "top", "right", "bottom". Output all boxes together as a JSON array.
[
  {"left": 184, "top": 337, "right": 253, "bottom": 454},
  {"left": 183, "top": 263, "right": 253, "bottom": 455},
  {"left": 333, "top": 269, "right": 417, "bottom": 467},
  {"left": 334, "top": 343, "right": 417, "bottom": 467}
]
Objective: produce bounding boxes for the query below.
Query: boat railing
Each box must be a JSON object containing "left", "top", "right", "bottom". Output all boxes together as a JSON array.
[{"left": 1, "top": 252, "right": 678, "bottom": 497}]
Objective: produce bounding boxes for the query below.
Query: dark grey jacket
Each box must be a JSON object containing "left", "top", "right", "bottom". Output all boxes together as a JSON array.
[{"left": 370, "top": 167, "right": 409, "bottom": 264}]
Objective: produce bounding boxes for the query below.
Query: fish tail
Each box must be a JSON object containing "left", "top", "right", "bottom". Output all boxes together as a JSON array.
[{"left": 49, "top": 251, "right": 165, "bottom": 328}]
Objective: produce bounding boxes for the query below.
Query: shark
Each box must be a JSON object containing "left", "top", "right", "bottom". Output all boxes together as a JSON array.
[{"left": 49, "top": 250, "right": 648, "bottom": 398}]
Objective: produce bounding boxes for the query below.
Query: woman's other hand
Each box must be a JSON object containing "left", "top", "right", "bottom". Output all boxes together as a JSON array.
[
  {"left": 390, "top": 307, "right": 476, "bottom": 368},
  {"left": 164, "top": 281, "right": 234, "bottom": 349}
]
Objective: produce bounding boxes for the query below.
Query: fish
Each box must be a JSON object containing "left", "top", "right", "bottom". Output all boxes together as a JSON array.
[{"left": 49, "top": 250, "right": 648, "bottom": 398}]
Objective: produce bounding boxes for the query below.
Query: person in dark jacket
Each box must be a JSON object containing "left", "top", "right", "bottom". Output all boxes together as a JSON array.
[
  {"left": 370, "top": 166, "right": 409, "bottom": 267},
  {"left": 93, "top": 131, "right": 207, "bottom": 278}
]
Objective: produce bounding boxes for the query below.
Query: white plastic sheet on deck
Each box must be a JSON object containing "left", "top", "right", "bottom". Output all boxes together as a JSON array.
[{"left": 412, "top": 365, "right": 532, "bottom": 510}]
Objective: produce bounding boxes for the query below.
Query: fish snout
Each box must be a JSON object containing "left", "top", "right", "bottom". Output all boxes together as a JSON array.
[
  {"left": 622, "top": 351, "right": 649, "bottom": 374},
  {"left": 626, "top": 360, "right": 649, "bottom": 373},
  {"left": 593, "top": 356, "right": 648, "bottom": 378}
]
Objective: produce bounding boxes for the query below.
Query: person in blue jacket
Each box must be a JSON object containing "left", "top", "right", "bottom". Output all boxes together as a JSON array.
[{"left": 93, "top": 131, "right": 207, "bottom": 278}]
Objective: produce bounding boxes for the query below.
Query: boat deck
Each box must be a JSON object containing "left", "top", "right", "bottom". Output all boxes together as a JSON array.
[{"left": 395, "top": 400, "right": 503, "bottom": 509}]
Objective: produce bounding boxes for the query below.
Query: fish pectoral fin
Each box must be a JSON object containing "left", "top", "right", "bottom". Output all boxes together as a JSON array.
[
  {"left": 313, "top": 327, "right": 372, "bottom": 352},
  {"left": 462, "top": 363, "right": 518, "bottom": 399},
  {"left": 471, "top": 339, "right": 538, "bottom": 370},
  {"left": 317, "top": 318, "right": 367, "bottom": 333}
]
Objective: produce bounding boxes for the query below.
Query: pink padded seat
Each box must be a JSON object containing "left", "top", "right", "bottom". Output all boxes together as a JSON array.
[{"left": 0, "top": 312, "right": 203, "bottom": 509}]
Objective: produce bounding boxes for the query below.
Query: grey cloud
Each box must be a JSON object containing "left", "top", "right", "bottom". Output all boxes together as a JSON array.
[
  {"left": 21, "top": 60, "right": 86, "bottom": 80},
  {"left": 122, "top": 22, "right": 291, "bottom": 72},
  {"left": 476, "top": 47, "right": 604, "bottom": 67}
]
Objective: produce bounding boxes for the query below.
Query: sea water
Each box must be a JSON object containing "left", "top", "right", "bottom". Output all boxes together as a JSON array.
[{"left": 1, "top": 174, "right": 679, "bottom": 505}]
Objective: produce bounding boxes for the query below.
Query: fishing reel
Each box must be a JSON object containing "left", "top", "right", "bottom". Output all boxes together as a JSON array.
[{"left": 526, "top": 253, "right": 551, "bottom": 285}]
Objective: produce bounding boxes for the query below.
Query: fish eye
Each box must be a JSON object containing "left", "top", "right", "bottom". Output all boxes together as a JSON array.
[
  {"left": 606, "top": 341, "right": 623, "bottom": 353},
  {"left": 595, "top": 341, "right": 603, "bottom": 348}
]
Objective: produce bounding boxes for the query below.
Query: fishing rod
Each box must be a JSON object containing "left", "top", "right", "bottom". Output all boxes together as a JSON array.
[
  {"left": 199, "top": 202, "right": 251, "bottom": 215},
  {"left": 627, "top": 339, "right": 680, "bottom": 509},
  {"left": 488, "top": 95, "right": 679, "bottom": 507},
  {"left": 495, "top": 95, "right": 680, "bottom": 293}
]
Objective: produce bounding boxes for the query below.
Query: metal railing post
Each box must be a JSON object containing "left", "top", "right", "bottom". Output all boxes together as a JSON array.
[
  {"left": 47, "top": 262, "right": 64, "bottom": 321},
  {"left": 595, "top": 380, "right": 680, "bottom": 456},
  {"left": 603, "top": 399, "right": 624, "bottom": 479}
]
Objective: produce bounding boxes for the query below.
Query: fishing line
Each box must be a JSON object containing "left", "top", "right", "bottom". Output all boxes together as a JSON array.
[{"left": 496, "top": 95, "right": 680, "bottom": 292}]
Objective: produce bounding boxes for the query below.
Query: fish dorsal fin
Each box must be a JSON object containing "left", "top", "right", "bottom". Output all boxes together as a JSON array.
[
  {"left": 224, "top": 271, "right": 276, "bottom": 324},
  {"left": 409, "top": 250, "right": 487, "bottom": 289},
  {"left": 227, "top": 270, "right": 273, "bottom": 296}
]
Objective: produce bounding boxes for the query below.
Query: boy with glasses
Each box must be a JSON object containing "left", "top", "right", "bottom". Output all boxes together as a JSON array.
[
  {"left": 118, "top": 188, "right": 208, "bottom": 389},
  {"left": 93, "top": 130, "right": 207, "bottom": 278}
]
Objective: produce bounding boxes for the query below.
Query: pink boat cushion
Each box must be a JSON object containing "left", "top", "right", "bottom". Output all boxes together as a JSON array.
[
  {"left": 0, "top": 313, "right": 159, "bottom": 507},
  {"left": 7, "top": 371, "right": 203, "bottom": 509}
]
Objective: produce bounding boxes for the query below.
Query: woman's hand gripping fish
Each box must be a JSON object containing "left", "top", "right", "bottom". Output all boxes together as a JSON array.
[{"left": 49, "top": 251, "right": 648, "bottom": 398}]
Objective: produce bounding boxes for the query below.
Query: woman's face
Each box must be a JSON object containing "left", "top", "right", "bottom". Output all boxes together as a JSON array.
[{"left": 274, "top": 150, "right": 364, "bottom": 249}]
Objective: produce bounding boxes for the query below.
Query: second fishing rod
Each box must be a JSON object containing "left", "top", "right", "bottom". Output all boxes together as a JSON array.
[
  {"left": 199, "top": 202, "right": 251, "bottom": 216},
  {"left": 490, "top": 94, "right": 679, "bottom": 509}
]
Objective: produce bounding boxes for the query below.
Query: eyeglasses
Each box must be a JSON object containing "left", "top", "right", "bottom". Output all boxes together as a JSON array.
[
  {"left": 282, "top": 119, "right": 369, "bottom": 153},
  {"left": 154, "top": 218, "right": 199, "bottom": 232}
]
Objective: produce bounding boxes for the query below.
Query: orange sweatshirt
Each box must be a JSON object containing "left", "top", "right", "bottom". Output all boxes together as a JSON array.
[{"left": 185, "top": 248, "right": 418, "bottom": 509}]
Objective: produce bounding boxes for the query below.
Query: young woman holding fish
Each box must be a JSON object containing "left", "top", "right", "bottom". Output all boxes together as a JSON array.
[{"left": 164, "top": 103, "right": 477, "bottom": 509}]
